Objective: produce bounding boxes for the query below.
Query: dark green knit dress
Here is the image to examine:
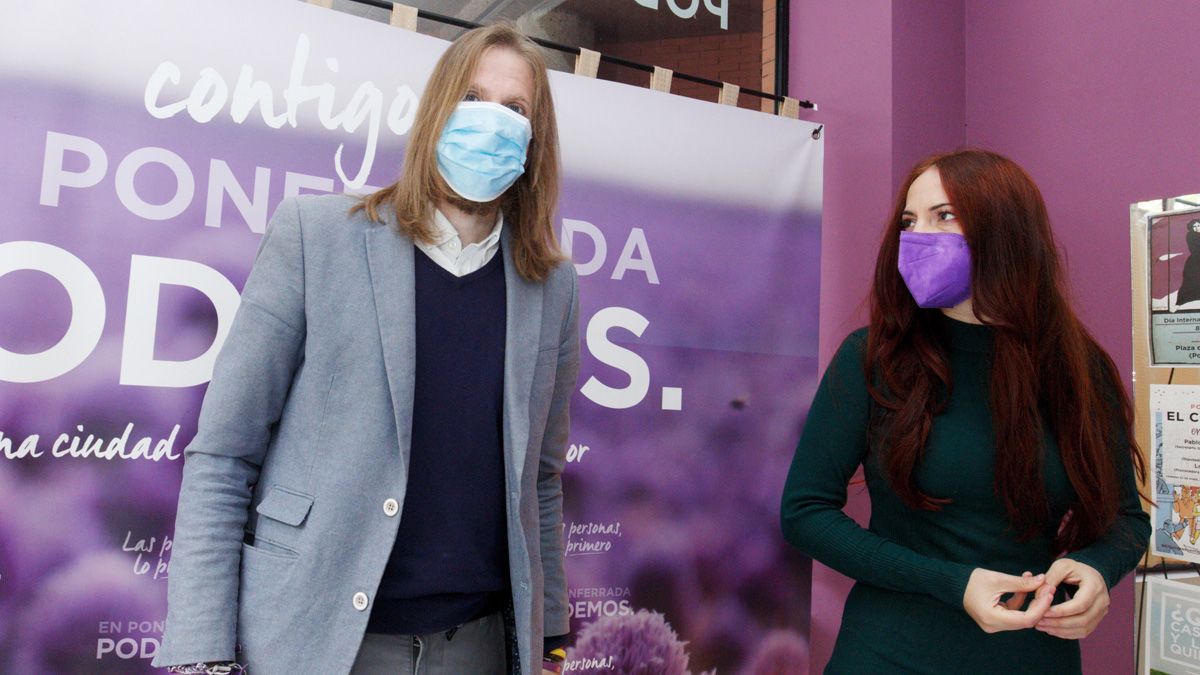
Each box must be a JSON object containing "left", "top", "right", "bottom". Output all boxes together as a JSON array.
[{"left": 781, "top": 315, "right": 1149, "bottom": 674}]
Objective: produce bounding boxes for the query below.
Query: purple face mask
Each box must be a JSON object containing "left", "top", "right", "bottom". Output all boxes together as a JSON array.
[{"left": 897, "top": 231, "right": 972, "bottom": 308}]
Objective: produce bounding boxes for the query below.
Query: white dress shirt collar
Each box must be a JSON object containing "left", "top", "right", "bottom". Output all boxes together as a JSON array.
[{"left": 416, "top": 207, "right": 504, "bottom": 277}]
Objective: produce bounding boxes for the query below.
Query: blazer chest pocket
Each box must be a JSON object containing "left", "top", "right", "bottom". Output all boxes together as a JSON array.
[{"left": 249, "top": 485, "right": 315, "bottom": 556}]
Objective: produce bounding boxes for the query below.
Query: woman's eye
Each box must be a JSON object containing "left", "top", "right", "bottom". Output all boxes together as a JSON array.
[
  {"left": 937, "top": 210, "right": 956, "bottom": 221},
  {"left": 506, "top": 103, "right": 526, "bottom": 116},
  {"left": 901, "top": 219, "right": 915, "bottom": 230},
  {"left": 464, "top": 92, "right": 480, "bottom": 102}
]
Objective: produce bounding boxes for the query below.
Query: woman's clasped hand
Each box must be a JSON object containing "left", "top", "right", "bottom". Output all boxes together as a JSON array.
[{"left": 963, "top": 559, "right": 1108, "bottom": 639}]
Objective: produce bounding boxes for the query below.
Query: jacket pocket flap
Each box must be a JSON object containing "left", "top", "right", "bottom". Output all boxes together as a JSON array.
[{"left": 256, "top": 486, "right": 314, "bottom": 527}]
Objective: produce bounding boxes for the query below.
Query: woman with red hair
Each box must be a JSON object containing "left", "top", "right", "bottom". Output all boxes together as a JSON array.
[{"left": 781, "top": 149, "right": 1148, "bottom": 673}]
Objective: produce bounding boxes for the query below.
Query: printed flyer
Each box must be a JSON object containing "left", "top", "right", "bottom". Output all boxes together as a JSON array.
[
  {"left": 1152, "top": 385, "right": 1200, "bottom": 563},
  {"left": 1144, "top": 577, "right": 1200, "bottom": 675}
]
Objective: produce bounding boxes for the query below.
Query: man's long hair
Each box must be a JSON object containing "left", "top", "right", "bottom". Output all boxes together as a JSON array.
[
  {"left": 866, "top": 148, "right": 1145, "bottom": 553},
  {"left": 354, "top": 23, "right": 562, "bottom": 282}
]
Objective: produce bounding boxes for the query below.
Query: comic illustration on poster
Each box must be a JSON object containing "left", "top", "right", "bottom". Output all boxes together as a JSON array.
[{"left": 1152, "top": 385, "right": 1200, "bottom": 563}]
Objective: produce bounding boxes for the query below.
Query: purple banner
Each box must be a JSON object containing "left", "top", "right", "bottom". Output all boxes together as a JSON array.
[{"left": 0, "top": 1, "right": 822, "bottom": 672}]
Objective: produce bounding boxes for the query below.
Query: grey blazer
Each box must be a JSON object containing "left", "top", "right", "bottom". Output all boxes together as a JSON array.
[{"left": 153, "top": 194, "right": 579, "bottom": 674}]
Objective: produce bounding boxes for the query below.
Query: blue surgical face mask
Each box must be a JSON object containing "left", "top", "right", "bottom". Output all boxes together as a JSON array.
[{"left": 435, "top": 101, "right": 533, "bottom": 202}]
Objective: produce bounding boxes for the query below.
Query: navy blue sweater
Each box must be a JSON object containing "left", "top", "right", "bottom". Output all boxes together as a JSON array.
[{"left": 367, "top": 246, "right": 509, "bottom": 634}]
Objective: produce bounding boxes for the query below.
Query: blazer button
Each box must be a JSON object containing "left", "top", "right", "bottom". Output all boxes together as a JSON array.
[
  {"left": 352, "top": 592, "right": 369, "bottom": 611},
  {"left": 383, "top": 498, "right": 399, "bottom": 517}
]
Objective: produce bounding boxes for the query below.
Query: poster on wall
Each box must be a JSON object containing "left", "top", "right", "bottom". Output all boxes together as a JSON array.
[
  {"left": 1148, "top": 208, "right": 1200, "bottom": 366},
  {"left": 0, "top": 0, "right": 822, "bottom": 672},
  {"left": 1143, "top": 577, "right": 1200, "bottom": 675},
  {"left": 1151, "top": 385, "right": 1200, "bottom": 563}
]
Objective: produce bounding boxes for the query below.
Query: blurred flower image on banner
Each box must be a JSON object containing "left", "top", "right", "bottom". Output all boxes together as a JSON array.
[
  {"left": 569, "top": 610, "right": 691, "bottom": 674},
  {"left": 0, "top": 1, "right": 821, "bottom": 671}
]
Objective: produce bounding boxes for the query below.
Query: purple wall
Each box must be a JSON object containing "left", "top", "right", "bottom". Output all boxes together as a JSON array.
[
  {"left": 792, "top": 0, "right": 1189, "bottom": 672},
  {"left": 792, "top": 1, "right": 893, "bottom": 368},
  {"left": 892, "top": 0, "right": 966, "bottom": 188},
  {"left": 792, "top": 1, "right": 968, "bottom": 670},
  {"left": 791, "top": 3, "right": 893, "bottom": 670},
  {"left": 965, "top": 3, "right": 1200, "bottom": 672},
  {"left": 792, "top": 0, "right": 967, "bottom": 369},
  {"left": 964, "top": 0, "right": 1200, "bottom": 365}
]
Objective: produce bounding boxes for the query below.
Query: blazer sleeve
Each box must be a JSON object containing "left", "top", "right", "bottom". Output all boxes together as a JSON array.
[
  {"left": 536, "top": 266, "right": 580, "bottom": 642},
  {"left": 780, "top": 331, "right": 975, "bottom": 610},
  {"left": 155, "top": 198, "right": 307, "bottom": 667}
]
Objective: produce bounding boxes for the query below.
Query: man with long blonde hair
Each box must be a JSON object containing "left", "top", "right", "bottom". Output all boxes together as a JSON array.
[{"left": 155, "top": 23, "right": 576, "bottom": 675}]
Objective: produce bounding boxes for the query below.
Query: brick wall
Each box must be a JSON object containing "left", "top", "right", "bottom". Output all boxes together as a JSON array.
[
  {"left": 762, "top": 0, "right": 776, "bottom": 111},
  {"left": 593, "top": 3, "right": 779, "bottom": 112}
]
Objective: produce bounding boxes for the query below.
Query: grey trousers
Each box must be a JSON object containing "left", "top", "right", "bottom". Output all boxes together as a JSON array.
[{"left": 349, "top": 612, "right": 506, "bottom": 675}]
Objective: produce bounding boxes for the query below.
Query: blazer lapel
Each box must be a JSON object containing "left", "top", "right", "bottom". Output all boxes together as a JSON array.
[
  {"left": 502, "top": 229, "right": 543, "bottom": 488},
  {"left": 365, "top": 225, "right": 416, "bottom": 469}
]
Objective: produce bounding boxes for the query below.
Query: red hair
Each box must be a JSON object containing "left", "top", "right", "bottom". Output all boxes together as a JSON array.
[{"left": 866, "top": 148, "right": 1145, "bottom": 553}]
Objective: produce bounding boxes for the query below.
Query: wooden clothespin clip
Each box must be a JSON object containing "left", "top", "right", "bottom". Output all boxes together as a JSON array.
[
  {"left": 779, "top": 96, "right": 800, "bottom": 119},
  {"left": 718, "top": 82, "right": 740, "bottom": 106},
  {"left": 390, "top": 3, "right": 418, "bottom": 31},
  {"left": 650, "top": 66, "right": 673, "bottom": 93},
  {"left": 575, "top": 48, "right": 600, "bottom": 78}
]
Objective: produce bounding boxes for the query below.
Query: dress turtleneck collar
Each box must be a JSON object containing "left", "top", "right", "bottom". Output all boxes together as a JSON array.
[{"left": 934, "top": 310, "right": 994, "bottom": 353}]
